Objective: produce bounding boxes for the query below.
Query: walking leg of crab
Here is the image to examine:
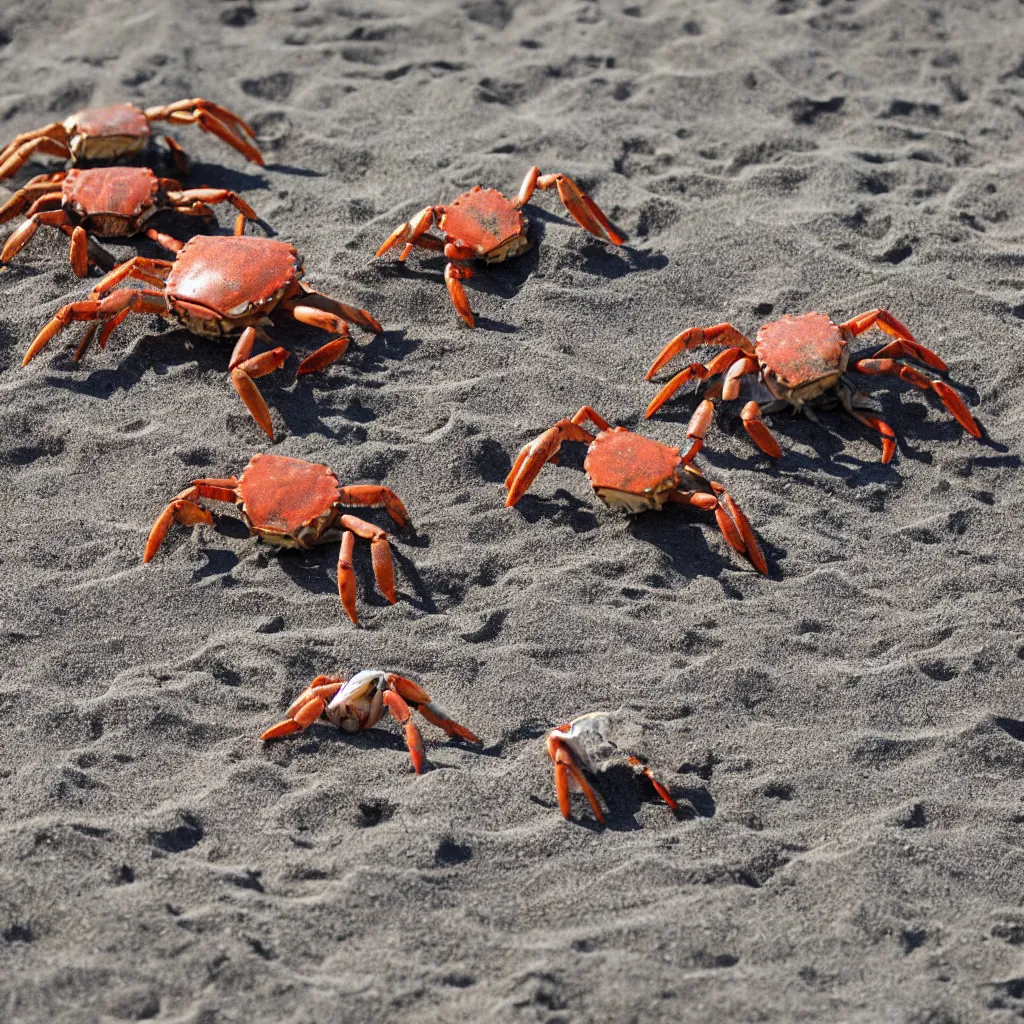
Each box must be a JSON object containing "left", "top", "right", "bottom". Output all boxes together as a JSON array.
[
  {"left": 838, "top": 308, "right": 948, "bottom": 373},
  {"left": 89, "top": 256, "right": 175, "bottom": 297},
  {"left": 23, "top": 288, "right": 167, "bottom": 366},
  {"left": 547, "top": 733, "right": 605, "bottom": 824},
  {"left": 339, "top": 515, "right": 397, "bottom": 607},
  {"left": 283, "top": 305, "right": 352, "bottom": 374},
  {"left": 260, "top": 678, "right": 346, "bottom": 741},
  {"left": 387, "top": 674, "right": 481, "bottom": 744},
  {"left": 530, "top": 171, "right": 625, "bottom": 246},
  {"left": 0, "top": 133, "right": 71, "bottom": 182},
  {"left": 375, "top": 206, "right": 438, "bottom": 260},
  {"left": 336, "top": 485, "right": 411, "bottom": 529},
  {"left": 142, "top": 478, "right": 240, "bottom": 562},
  {"left": 0, "top": 177, "right": 66, "bottom": 222},
  {"left": 645, "top": 345, "right": 748, "bottom": 418},
  {"left": 505, "top": 419, "right": 598, "bottom": 506},
  {"left": 295, "top": 284, "right": 383, "bottom": 335},
  {"left": 703, "top": 478, "right": 767, "bottom": 575},
  {"left": 646, "top": 323, "right": 756, "bottom": 380},
  {"left": 379, "top": 689, "right": 426, "bottom": 773},
  {"left": 853, "top": 358, "right": 982, "bottom": 439},
  {"left": 444, "top": 259, "right": 476, "bottom": 327},
  {"left": 626, "top": 756, "right": 679, "bottom": 810},
  {"left": 144, "top": 99, "right": 263, "bottom": 166},
  {"left": 166, "top": 187, "right": 259, "bottom": 228},
  {"left": 740, "top": 400, "right": 783, "bottom": 458}
]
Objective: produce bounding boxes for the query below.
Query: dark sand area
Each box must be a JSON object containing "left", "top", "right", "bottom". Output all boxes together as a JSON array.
[{"left": 1, "top": 1, "right": 1023, "bottom": 1021}]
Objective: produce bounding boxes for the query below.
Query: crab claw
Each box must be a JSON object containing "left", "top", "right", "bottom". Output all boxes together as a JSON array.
[
  {"left": 445, "top": 263, "right": 475, "bottom": 328},
  {"left": 704, "top": 480, "right": 768, "bottom": 575},
  {"left": 626, "top": 756, "right": 679, "bottom": 811},
  {"left": 143, "top": 499, "right": 214, "bottom": 563},
  {"left": 261, "top": 677, "right": 346, "bottom": 741},
  {"left": 505, "top": 420, "right": 594, "bottom": 506},
  {"left": 536, "top": 172, "right": 624, "bottom": 246},
  {"left": 387, "top": 674, "right": 481, "bottom": 745}
]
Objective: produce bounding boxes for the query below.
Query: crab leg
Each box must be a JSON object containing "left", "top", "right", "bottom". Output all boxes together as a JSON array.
[
  {"left": 0, "top": 180, "right": 64, "bottom": 223},
  {"left": 379, "top": 689, "right": 425, "bottom": 774},
  {"left": 339, "top": 514, "right": 397, "bottom": 607},
  {"left": 505, "top": 417, "right": 598, "bottom": 506},
  {"left": 644, "top": 345, "right": 747, "bottom": 419},
  {"left": 230, "top": 346, "right": 288, "bottom": 440},
  {"left": 166, "top": 188, "right": 258, "bottom": 229},
  {"left": 626, "top": 756, "right": 679, "bottom": 810},
  {"left": 285, "top": 306, "right": 352, "bottom": 374},
  {"left": 89, "top": 256, "right": 174, "bottom": 297},
  {"left": 740, "top": 400, "right": 783, "bottom": 458},
  {"left": 646, "top": 323, "right": 756, "bottom": 381},
  {"left": 0, "top": 124, "right": 68, "bottom": 167},
  {"left": 143, "top": 227, "right": 185, "bottom": 253},
  {"left": 1, "top": 208, "right": 70, "bottom": 265},
  {"left": 24, "top": 288, "right": 167, "bottom": 366},
  {"left": 838, "top": 308, "right": 948, "bottom": 372},
  {"left": 0, "top": 132, "right": 71, "bottom": 182},
  {"left": 375, "top": 206, "right": 439, "bottom": 261},
  {"left": 295, "top": 285, "right": 383, "bottom": 334},
  {"left": 852, "top": 357, "right": 981, "bottom": 440},
  {"left": 443, "top": 243, "right": 477, "bottom": 327},
  {"left": 525, "top": 169, "right": 624, "bottom": 246},
  {"left": 547, "top": 733, "right": 605, "bottom": 824},
  {"left": 144, "top": 99, "right": 263, "bottom": 166},
  {"left": 142, "top": 478, "right": 240, "bottom": 563},
  {"left": 260, "top": 677, "right": 345, "bottom": 741},
  {"left": 387, "top": 674, "right": 480, "bottom": 744},
  {"left": 336, "top": 485, "right": 411, "bottom": 529}
]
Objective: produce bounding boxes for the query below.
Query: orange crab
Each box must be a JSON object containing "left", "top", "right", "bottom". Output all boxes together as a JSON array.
[
  {"left": 0, "top": 167, "right": 258, "bottom": 276},
  {"left": 644, "top": 308, "right": 982, "bottom": 464},
  {"left": 375, "top": 165, "right": 624, "bottom": 327},
  {"left": 143, "top": 453, "right": 411, "bottom": 625},
  {"left": 505, "top": 406, "right": 767, "bottom": 574},
  {"left": 547, "top": 713, "right": 678, "bottom": 825},
  {"left": 261, "top": 670, "right": 480, "bottom": 774},
  {"left": 0, "top": 100, "right": 262, "bottom": 181},
  {"left": 21, "top": 234, "right": 381, "bottom": 439}
]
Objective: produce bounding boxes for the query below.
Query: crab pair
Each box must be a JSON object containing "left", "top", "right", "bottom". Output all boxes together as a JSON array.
[
  {"left": 644, "top": 308, "right": 982, "bottom": 463},
  {"left": 0, "top": 99, "right": 262, "bottom": 181},
  {"left": 376, "top": 166, "right": 623, "bottom": 327},
  {"left": 144, "top": 453, "right": 410, "bottom": 625},
  {"left": 21, "top": 235, "right": 381, "bottom": 439},
  {"left": 0, "top": 166, "right": 258, "bottom": 276}
]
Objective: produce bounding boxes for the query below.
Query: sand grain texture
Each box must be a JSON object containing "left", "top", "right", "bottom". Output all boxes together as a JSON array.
[{"left": 1, "top": 1, "right": 1023, "bottom": 1021}]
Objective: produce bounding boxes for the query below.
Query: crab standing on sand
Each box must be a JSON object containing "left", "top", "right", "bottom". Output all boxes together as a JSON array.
[
  {"left": 0, "top": 100, "right": 262, "bottom": 181},
  {"left": 261, "top": 670, "right": 480, "bottom": 773},
  {"left": 21, "top": 235, "right": 382, "bottom": 439},
  {"left": 547, "top": 713, "right": 678, "bottom": 825},
  {"left": 644, "top": 308, "right": 982, "bottom": 463},
  {"left": 0, "top": 167, "right": 258, "bottom": 276},
  {"left": 375, "top": 165, "right": 624, "bottom": 327},
  {"left": 504, "top": 406, "right": 767, "bottom": 574},
  {"left": 143, "top": 453, "right": 412, "bottom": 625}
]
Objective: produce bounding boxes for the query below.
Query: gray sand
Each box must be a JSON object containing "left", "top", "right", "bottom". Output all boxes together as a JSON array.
[{"left": 2, "top": 1, "right": 1023, "bottom": 1021}]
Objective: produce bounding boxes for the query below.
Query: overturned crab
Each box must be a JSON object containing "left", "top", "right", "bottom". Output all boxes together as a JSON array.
[
  {"left": 375, "top": 165, "right": 623, "bottom": 327},
  {"left": 0, "top": 100, "right": 262, "bottom": 181},
  {"left": 0, "top": 166, "right": 258, "bottom": 276},
  {"left": 547, "top": 712, "right": 678, "bottom": 825},
  {"left": 21, "top": 234, "right": 381, "bottom": 439},
  {"left": 644, "top": 308, "right": 982, "bottom": 464},
  {"left": 144, "top": 453, "right": 411, "bottom": 625},
  {"left": 505, "top": 406, "right": 767, "bottom": 574},
  {"left": 261, "top": 670, "right": 480, "bottom": 773}
]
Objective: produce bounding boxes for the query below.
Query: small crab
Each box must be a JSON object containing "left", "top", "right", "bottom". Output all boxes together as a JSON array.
[
  {"left": 143, "top": 453, "right": 411, "bottom": 624},
  {"left": 644, "top": 308, "right": 982, "bottom": 463},
  {"left": 375, "top": 165, "right": 624, "bottom": 327},
  {"left": 0, "top": 167, "right": 258, "bottom": 276},
  {"left": 261, "top": 670, "right": 480, "bottom": 774},
  {"left": 547, "top": 712, "right": 678, "bottom": 825},
  {"left": 505, "top": 406, "right": 767, "bottom": 574},
  {"left": 22, "top": 234, "right": 382, "bottom": 438},
  {"left": 0, "top": 100, "right": 262, "bottom": 181}
]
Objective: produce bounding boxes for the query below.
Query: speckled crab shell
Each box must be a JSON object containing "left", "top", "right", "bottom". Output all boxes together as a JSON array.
[
  {"left": 755, "top": 312, "right": 851, "bottom": 401},
  {"left": 583, "top": 427, "right": 683, "bottom": 511},
  {"left": 438, "top": 186, "right": 529, "bottom": 262},
  {"left": 164, "top": 235, "right": 303, "bottom": 337},
  {"left": 235, "top": 453, "right": 341, "bottom": 550},
  {"left": 61, "top": 166, "right": 160, "bottom": 236}
]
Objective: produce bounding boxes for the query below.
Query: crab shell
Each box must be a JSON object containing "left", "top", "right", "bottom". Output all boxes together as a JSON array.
[
  {"left": 64, "top": 104, "right": 151, "bottom": 163},
  {"left": 62, "top": 166, "right": 160, "bottom": 237},
  {"left": 164, "top": 235, "right": 303, "bottom": 338},
  {"left": 236, "top": 453, "right": 341, "bottom": 550},
  {"left": 439, "top": 186, "right": 530, "bottom": 263},
  {"left": 755, "top": 312, "right": 851, "bottom": 405},
  {"left": 583, "top": 427, "right": 684, "bottom": 513},
  {"left": 324, "top": 669, "right": 390, "bottom": 733},
  {"left": 556, "top": 712, "right": 620, "bottom": 771}
]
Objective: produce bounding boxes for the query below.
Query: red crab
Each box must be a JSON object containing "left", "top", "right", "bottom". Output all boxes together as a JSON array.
[
  {"left": 0, "top": 100, "right": 262, "bottom": 181},
  {"left": 261, "top": 670, "right": 480, "bottom": 774},
  {"left": 375, "top": 165, "right": 624, "bottom": 327},
  {"left": 143, "top": 453, "right": 411, "bottom": 625},
  {"left": 644, "top": 308, "right": 982, "bottom": 463},
  {"left": 505, "top": 406, "right": 767, "bottom": 574},
  {"left": 0, "top": 166, "right": 257, "bottom": 276},
  {"left": 547, "top": 713, "right": 678, "bottom": 825},
  {"left": 21, "top": 234, "right": 382, "bottom": 439}
]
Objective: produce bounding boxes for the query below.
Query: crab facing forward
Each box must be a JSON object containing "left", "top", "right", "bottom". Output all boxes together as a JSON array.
[
  {"left": 143, "top": 453, "right": 411, "bottom": 624},
  {"left": 505, "top": 406, "right": 767, "bottom": 574},
  {"left": 21, "top": 234, "right": 381, "bottom": 439},
  {"left": 261, "top": 670, "right": 480, "bottom": 773},
  {"left": 0, "top": 166, "right": 258, "bottom": 276},
  {"left": 547, "top": 713, "right": 678, "bottom": 825},
  {"left": 644, "top": 309, "right": 982, "bottom": 464},
  {"left": 375, "top": 165, "right": 624, "bottom": 327},
  {"left": 0, "top": 100, "right": 262, "bottom": 181}
]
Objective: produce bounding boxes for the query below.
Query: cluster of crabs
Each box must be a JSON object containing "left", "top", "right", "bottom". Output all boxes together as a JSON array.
[{"left": 0, "top": 95, "right": 986, "bottom": 825}]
